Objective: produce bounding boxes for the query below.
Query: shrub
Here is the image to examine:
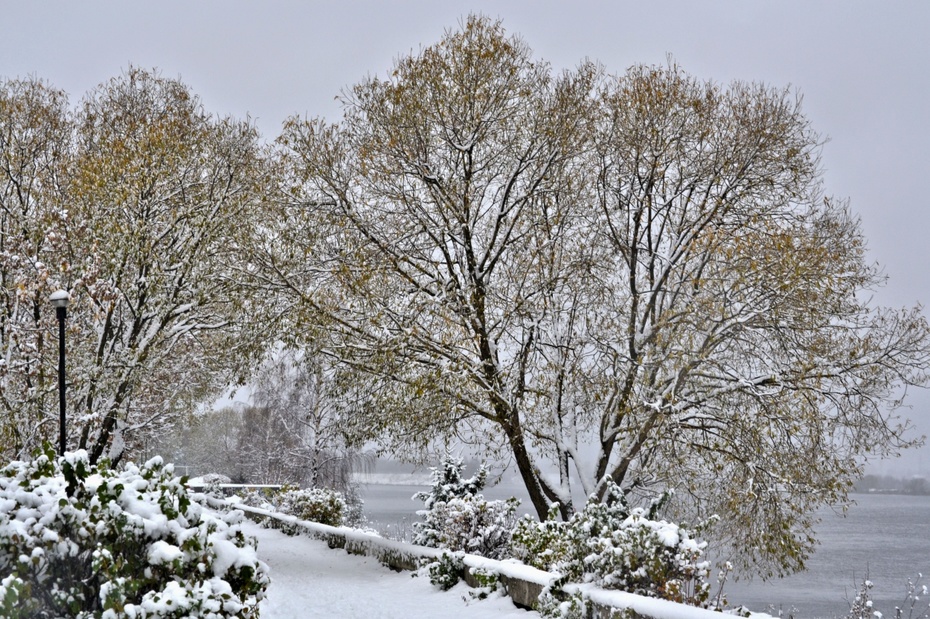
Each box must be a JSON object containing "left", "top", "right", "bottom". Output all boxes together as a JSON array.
[
  {"left": 0, "top": 446, "right": 269, "bottom": 618},
  {"left": 413, "top": 455, "right": 487, "bottom": 510},
  {"left": 341, "top": 483, "right": 366, "bottom": 527},
  {"left": 417, "top": 495, "right": 520, "bottom": 559},
  {"left": 512, "top": 484, "right": 714, "bottom": 608},
  {"left": 468, "top": 567, "right": 502, "bottom": 600},
  {"left": 276, "top": 486, "right": 346, "bottom": 530},
  {"left": 238, "top": 485, "right": 350, "bottom": 534},
  {"left": 510, "top": 503, "right": 572, "bottom": 570},
  {"left": 412, "top": 456, "right": 519, "bottom": 560},
  {"left": 536, "top": 588, "right": 588, "bottom": 619},
  {"left": 236, "top": 487, "right": 277, "bottom": 512},
  {"left": 422, "top": 551, "right": 465, "bottom": 591}
]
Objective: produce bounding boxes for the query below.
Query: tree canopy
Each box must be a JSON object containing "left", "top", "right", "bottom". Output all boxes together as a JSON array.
[
  {"left": 1, "top": 16, "right": 928, "bottom": 578},
  {"left": 0, "top": 68, "right": 264, "bottom": 463},
  {"left": 265, "top": 16, "right": 930, "bottom": 575}
]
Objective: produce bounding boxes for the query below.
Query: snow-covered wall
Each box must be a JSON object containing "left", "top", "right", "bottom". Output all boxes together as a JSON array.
[{"left": 197, "top": 494, "right": 771, "bottom": 619}]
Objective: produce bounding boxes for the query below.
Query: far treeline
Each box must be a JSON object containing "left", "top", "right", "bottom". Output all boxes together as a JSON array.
[
  {"left": 853, "top": 475, "right": 930, "bottom": 495},
  {"left": 2, "top": 15, "right": 929, "bottom": 578}
]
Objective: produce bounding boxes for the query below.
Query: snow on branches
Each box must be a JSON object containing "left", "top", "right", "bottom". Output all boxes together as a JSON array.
[{"left": 0, "top": 446, "right": 269, "bottom": 618}]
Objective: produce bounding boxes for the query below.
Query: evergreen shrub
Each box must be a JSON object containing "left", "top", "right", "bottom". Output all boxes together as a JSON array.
[{"left": 412, "top": 456, "right": 519, "bottom": 560}]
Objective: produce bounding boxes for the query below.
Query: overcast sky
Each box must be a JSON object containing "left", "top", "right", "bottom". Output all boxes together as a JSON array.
[{"left": 3, "top": 0, "right": 929, "bottom": 473}]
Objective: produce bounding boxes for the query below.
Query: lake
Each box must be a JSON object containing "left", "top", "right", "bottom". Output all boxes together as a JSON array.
[
  {"left": 360, "top": 483, "right": 930, "bottom": 618},
  {"left": 725, "top": 493, "right": 930, "bottom": 618}
]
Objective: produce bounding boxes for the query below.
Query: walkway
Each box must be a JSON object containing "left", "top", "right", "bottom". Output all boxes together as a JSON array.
[{"left": 243, "top": 519, "right": 539, "bottom": 618}]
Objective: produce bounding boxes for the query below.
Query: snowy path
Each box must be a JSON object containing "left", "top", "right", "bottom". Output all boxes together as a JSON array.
[{"left": 244, "top": 520, "right": 540, "bottom": 618}]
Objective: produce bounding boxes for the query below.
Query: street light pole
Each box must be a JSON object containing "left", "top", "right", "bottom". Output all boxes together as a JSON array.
[{"left": 50, "top": 290, "right": 69, "bottom": 456}]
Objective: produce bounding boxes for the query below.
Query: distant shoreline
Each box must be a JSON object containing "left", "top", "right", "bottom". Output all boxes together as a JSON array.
[
  {"left": 853, "top": 473, "right": 929, "bottom": 495},
  {"left": 850, "top": 488, "right": 930, "bottom": 496},
  {"left": 352, "top": 473, "right": 431, "bottom": 486}
]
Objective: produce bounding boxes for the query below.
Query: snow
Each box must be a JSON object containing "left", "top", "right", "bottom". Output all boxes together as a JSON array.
[
  {"left": 148, "top": 539, "right": 184, "bottom": 564},
  {"left": 567, "top": 584, "right": 771, "bottom": 619},
  {"left": 242, "top": 518, "right": 539, "bottom": 618},
  {"left": 206, "top": 495, "right": 775, "bottom": 619}
]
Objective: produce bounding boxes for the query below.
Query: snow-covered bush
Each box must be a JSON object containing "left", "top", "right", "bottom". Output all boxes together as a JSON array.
[
  {"left": 536, "top": 588, "right": 587, "bottom": 619},
  {"left": 422, "top": 551, "right": 465, "bottom": 591},
  {"left": 198, "top": 473, "right": 234, "bottom": 498},
  {"left": 276, "top": 486, "right": 346, "bottom": 529},
  {"left": 0, "top": 446, "right": 268, "bottom": 618},
  {"left": 420, "top": 552, "right": 503, "bottom": 600},
  {"left": 512, "top": 485, "right": 714, "bottom": 607},
  {"left": 413, "top": 455, "right": 487, "bottom": 510},
  {"left": 417, "top": 495, "right": 520, "bottom": 559},
  {"left": 341, "top": 483, "right": 366, "bottom": 527},
  {"left": 239, "top": 485, "right": 350, "bottom": 534},
  {"left": 412, "top": 456, "right": 519, "bottom": 559},
  {"left": 236, "top": 487, "right": 277, "bottom": 512},
  {"left": 468, "top": 567, "right": 503, "bottom": 600},
  {"left": 509, "top": 503, "right": 572, "bottom": 571}
]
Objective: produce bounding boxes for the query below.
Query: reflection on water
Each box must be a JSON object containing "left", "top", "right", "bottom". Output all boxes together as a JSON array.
[{"left": 362, "top": 484, "right": 930, "bottom": 619}]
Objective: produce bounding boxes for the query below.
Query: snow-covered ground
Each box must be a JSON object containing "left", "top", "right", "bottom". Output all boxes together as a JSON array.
[{"left": 244, "top": 519, "right": 539, "bottom": 618}]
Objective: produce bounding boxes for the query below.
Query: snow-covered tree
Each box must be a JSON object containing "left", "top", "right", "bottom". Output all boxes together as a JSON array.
[
  {"left": 412, "top": 456, "right": 488, "bottom": 510},
  {"left": 270, "top": 14, "right": 598, "bottom": 515},
  {"left": 159, "top": 349, "right": 371, "bottom": 494},
  {"left": 0, "top": 77, "right": 72, "bottom": 454},
  {"left": 0, "top": 69, "right": 266, "bottom": 464},
  {"left": 241, "top": 349, "right": 370, "bottom": 490},
  {"left": 266, "top": 16, "right": 930, "bottom": 576},
  {"left": 576, "top": 63, "right": 930, "bottom": 576},
  {"left": 64, "top": 68, "right": 265, "bottom": 463}
]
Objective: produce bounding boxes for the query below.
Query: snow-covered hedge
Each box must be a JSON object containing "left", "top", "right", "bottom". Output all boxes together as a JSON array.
[
  {"left": 0, "top": 447, "right": 269, "bottom": 618},
  {"left": 238, "top": 485, "right": 350, "bottom": 533},
  {"left": 413, "top": 456, "right": 519, "bottom": 560},
  {"left": 273, "top": 486, "right": 346, "bottom": 532},
  {"left": 512, "top": 485, "right": 714, "bottom": 609}
]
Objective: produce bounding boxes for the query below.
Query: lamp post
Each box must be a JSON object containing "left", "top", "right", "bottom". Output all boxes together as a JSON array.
[{"left": 49, "top": 290, "right": 69, "bottom": 456}]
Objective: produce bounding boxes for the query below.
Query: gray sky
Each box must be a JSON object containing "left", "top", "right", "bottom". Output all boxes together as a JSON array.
[{"left": 3, "top": 0, "right": 929, "bottom": 474}]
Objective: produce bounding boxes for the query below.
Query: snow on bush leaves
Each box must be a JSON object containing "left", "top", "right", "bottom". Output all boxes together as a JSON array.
[
  {"left": 412, "top": 456, "right": 488, "bottom": 511},
  {"left": 416, "top": 495, "right": 520, "bottom": 559},
  {"left": 0, "top": 446, "right": 269, "bottom": 618},
  {"left": 412, "top": 456, "right": 519, "bottom": 560},
  {"left": 238, "top": 485, "right": 351, "bottom": 535},
  {"left": 512, "top": 484, "right": 715, "bottom": 608}
]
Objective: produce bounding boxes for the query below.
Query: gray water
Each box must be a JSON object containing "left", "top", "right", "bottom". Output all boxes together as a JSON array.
[
  {"left": 361, "top": 484, "right": 930, "bottom": 619},
  {"left": 724, "top": 493, "right": 930, "bottom": 618}
]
